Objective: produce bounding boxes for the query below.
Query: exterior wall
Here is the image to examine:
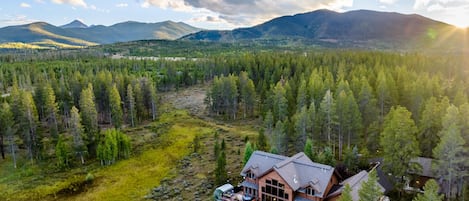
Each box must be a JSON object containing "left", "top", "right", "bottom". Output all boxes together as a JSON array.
[
  {"left": 324, "top": 174, "right": 339, "bottom": 196},
  {"left": 258, "top": 170, "right": 294, "bottom": 201}
]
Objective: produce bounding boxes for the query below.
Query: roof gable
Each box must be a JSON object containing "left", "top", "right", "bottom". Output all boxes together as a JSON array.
[{"left": 241, "top": 151, "right": 287, "bottom": 177}]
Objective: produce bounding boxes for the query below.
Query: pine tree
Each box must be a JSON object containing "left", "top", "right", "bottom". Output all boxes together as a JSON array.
[
  {"left": 215, "top": 151, "right": 227, "bottom": 185},
  {"left": 256, "top": 128, "right": 268, "bottom": 151},
  {"left": 418, "top": 97, "right": 448, "bottom": 157},
  {"left": 272, "top": 82, "right": 288, "bottom": 122},
  {"left": 79, "top": 83, "right": 99, "bottom": 157},
  {"left": 380, "top": 106, "right": 420, "bottom": 187},
  {"left": 358, "top": 170, "right": 382, "bottom": 201},
  {"left": 97, "top": 128, "right": 130, "bottom": 166},
  {"left": 127, "top": 84, "right": 136, "bottom": 127},
  {"left": 412, "top": 179, "right": 443, "bottom": 201},
  {"left": 294, "top": 106, "right": 310, "bottom": 152},
  {"left": 70, "top": 106, "right": 86, "bottom": 164},
  {"left": 320, "top": 89, "right": 334, "bottom": 148},
  {"left": 55, "top": 135, "right": 70, "bottom": 169},
  {"left": 243, "top": 141, "right": 254, "bottom": 165},
  {"left": 43, "top": 83, "right": 59, "bottom": 140},
  {"left": 0, "top": 102, "right": 17, "bottom": 167},
  {"left": 17, "top": 90, "right": 39, "bottom": 163},
  {"left": 433, "top": 105, "right": 467, "bottom": 198},
  {"left": 304, "top": 139, "right": 314, "bottom": 161},
  {"left": 376, "top": 70, "right": 392, "bottom": 123},
  {"left": 109, "top": 84, "right": 123, "bottom": 128},
  {"left": 239, "top": 71, "right": 256, "bottom": 118},
  {"left": 339, "top": 184, "right": 353, "bottom": 201},
  {"left": 271, "top": 120, "right": 286, "bottom": 154}
]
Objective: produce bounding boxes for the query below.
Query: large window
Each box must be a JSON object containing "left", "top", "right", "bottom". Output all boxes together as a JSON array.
[{"left": 261, "top": 179, "right": 289, "bottom": 201}]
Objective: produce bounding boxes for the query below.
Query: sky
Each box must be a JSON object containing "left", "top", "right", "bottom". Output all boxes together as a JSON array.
[{"left": 0, "top": 0, "right": 468, "bottom": 30}]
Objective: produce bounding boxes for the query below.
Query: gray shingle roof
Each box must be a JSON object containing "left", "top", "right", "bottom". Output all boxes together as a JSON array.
[
  {"left": 409, "top": 157, "right": 435, "bottom": 178},
  {"left": 241, "top": 151, "right": 335, "bottom": 198},
  {"left": 328, "top": 170, "right": 385, "bottom": 201},
  {"left": 241, "top": 151, "right": 287, "bottom": 177}
]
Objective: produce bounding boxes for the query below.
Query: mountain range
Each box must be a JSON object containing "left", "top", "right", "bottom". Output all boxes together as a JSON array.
[
  {"left": 183, "top": 9, "right": 468, "bottom": 50},
  {"left": 0, "top": 9, "right": 467, "bottom": 50},
  {"left": 0, "top": 20, "right": 201, "bottom": 49}
]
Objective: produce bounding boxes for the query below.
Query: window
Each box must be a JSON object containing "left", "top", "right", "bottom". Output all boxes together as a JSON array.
[
  {"left": 306, "top": 187, "right": 315, "bottom": 196},
  {"left": 247, "top": 172, "right": 255, "bottom": 179},
  {"left": 261, "top": 179, "right": 289, "bottom": 201}
]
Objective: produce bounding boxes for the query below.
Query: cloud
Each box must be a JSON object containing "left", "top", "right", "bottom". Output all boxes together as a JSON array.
[
  {"left": 379, "top": 0, "right": 398, "bottom": 4},
  {"left": 0, "top": 15, "right": 36, "bottom": 25},
  {"left": 51, "top": 0, "right": 87, "bottom": 8},
  {"left": 116, "top": 3, "right": 128, "bottom": 8},
  {"left": 413, "top": 0, "right": 469, "bottom": 27},
  {"left": 20, "top": 3, "right": 32, "bottom": 8},
  {"left": 89, "top": 4, "right": 110, "bottom": 13},
  {"left": 190, "top": 15, "right": 224, "bottom": 23},
  {"left": 142, "top": 0, "right": 354, "bottom": 26}
]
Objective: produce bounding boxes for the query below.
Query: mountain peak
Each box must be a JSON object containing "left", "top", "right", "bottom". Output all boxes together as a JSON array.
[{"left": 61, "top": 20, "right": 88, "bottom": 29}]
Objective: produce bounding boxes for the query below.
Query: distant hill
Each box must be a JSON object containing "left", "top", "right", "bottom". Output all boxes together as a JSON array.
[
  {"left": 61, "top": 20, "right": 88, "bottom": 29},
  {"left": 0, "top": 20, "right": 201, "bottom": 49},
  {"left": 183, "top": 9, "right": 468, "bottom": 50}
]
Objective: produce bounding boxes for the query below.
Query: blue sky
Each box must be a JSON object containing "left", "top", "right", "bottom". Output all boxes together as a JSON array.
[{"left": 1, "top": 0, "right": 468, "bottom": 30}]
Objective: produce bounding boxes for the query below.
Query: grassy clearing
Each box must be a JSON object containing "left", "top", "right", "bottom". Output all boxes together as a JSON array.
[
  {"left": 70, "top": 110, "right": 213, "bottom": 201},
  {"left": 0, "top": 108, "right": 213, "bottom": 201}
]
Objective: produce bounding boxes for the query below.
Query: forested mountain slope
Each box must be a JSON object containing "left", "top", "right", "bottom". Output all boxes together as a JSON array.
[
  {"left": 0, "top": 20, "right": 201, "bottom": 49},
  {"left": 183, "top": 9, "right": 469, "bottom": 51}
]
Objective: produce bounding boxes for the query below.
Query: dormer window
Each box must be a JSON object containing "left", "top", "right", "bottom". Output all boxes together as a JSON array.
[
  {"left": 246, "top": 171, "right": 255, "bottom": 179},
  {"left": 306, "top": 187, "right": 315, "bottom": 196}
]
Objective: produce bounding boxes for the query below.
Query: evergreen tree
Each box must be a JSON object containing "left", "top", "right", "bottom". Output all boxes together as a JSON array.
[
  {"left": 376, "top": 70, "right": 392, "bottom": 123},
  {"left": 215, "top": 151, "right": 227, "bottom": 185},
  {"left": 70, "top": 106, "right": 86, "bottom": 164},
  {"left": 358, "top": 170, "right": 382, "bottom": 201},
  {"left": 412, "top": 179, "right": 443, "bottom": 201},
  {"left": 239, "top": 71, "right": 256, "bottom": 118},
  {"left": 256, "top": 128, "right": 268, "bottom": 151},
  {"left": 318, "top": 146, "right": 335, "bottom": 166},
  {"left": 55, "top": 135, "right": 70, "bottom": 169},
  {"left": 294, "top": 106, "right": 310, "bottom": 152},
  {"left": 358, "top": 77, "right": 378, "bottom": 130},
  {"left": 243, "top": 141, "right": 254, "bottom": 165},
  {"left": 304, "top": 139, "right": 314, "bottom": 161},
  {"left": 127, "top": 84, "right": 136, "bottom": 127},
  {"left": 418, "top": 97, "right": 448, "bottom": 157},
  {"left": 433, "top": 105, "right": 467, "bottom": 198},
  {"left": 320, "top": 89, "right": 334, "bottom": 148},
  {"left": 271, "top": 120, "right": 287, "bottom": 154},
  {"left": 79, "top": 83, "right": 99, "bottom": 157},
  {"left": 339, "top": 184, "right": 353, "bottom": 201},
  {"left": 297, "top": 79, "right": 308, "bottom": 112},
  {"left": 97, "top": 128, "right": 130, "bottom": 166},
  {"left": 343, "top": 146, "right": 359, "bottom": 174},
  {"left": 380, "top": 106, "right": 420, "bottom": 187},
  {"left": 17, "top": 91, "right": 39, "bottom": 163},
  {"left": 43, "top": 83, "right": 59, "bottom": 140},
  {"left": 272, "top": 82, "right": 288, "bottom": 122},
  {"left": 109, "top": 84, "right": 123, "bottom": 128},
  {"left": 0, "top": 102, "right": 17, "bottom": 167}
]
